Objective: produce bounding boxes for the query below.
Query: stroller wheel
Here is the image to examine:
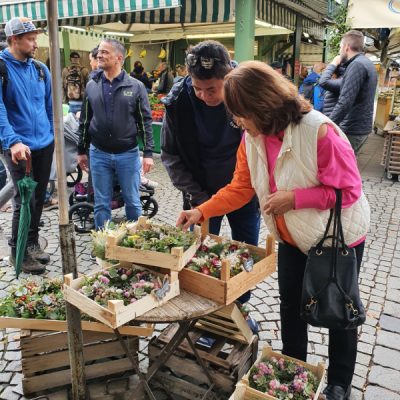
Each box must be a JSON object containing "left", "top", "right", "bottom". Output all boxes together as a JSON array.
[
  {"left": 140, "top": 195, "right": 158, "bottom": 219},
  {"left": 69, "top": 202, "right": 95, "bottom": 233},
  {"left": 67, "top": 165, "right": 83, "bottom": 188}
]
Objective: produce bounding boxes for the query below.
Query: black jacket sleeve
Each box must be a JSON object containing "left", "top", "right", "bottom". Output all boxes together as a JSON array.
[
  {"left": 161, "top": 110, "right": 209, "bottom": 206},
  {"left": 329, "top": 62, "right": 367, "bottom": 125},
  {"left": 77, "top": 93, "right": 92, "bottom": 155},
  {"left": 134, "top": 82, "right": 154, "bottom": 157},
  {"left": 319, "top": 64, "right": 342, "bottom": 94}
]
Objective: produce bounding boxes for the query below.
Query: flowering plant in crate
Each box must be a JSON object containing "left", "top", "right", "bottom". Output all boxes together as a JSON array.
[
  {"left": 186, "top": 235, "right": 260, "bottom": 278},
  {"left": 79, "top": 266, "right": 169, "bottom": 306},
  {"left": 120, "top": 223, "right": 197, "bottom": 253},
  {"left": 249, "top": 356, "right": 320, "bottom": 400},
  {"left": 0, "top": 277, "right": 66, "bottom": 320}
]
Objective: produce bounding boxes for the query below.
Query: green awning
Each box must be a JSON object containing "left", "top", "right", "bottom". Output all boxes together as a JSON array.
[{"left": 0, "top": 0, "right": 181, "bottom": 25}]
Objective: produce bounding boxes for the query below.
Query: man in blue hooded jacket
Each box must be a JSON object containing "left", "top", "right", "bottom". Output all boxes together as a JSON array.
[
  {"left": 299, "top": 63, "right": 325, "bottom": 112},
  {"left": 0, "top": 17, "right": 54, "bottom": 274}
]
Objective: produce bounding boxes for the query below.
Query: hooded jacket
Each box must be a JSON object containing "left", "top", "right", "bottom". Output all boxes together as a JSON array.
[
  {"left": 0, "top": 49, "right": 54, "bottom": 151},
  {"left": 78, "top": 70, "right": 154, "bottom": 156},
  {"left": 299, "top": 71, "right": 324, "bottom": 112},
  {"left": 329, "top": 53, "right": 377, "bottom": 136}
]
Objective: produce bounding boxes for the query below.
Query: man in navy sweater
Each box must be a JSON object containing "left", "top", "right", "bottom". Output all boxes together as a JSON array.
[{"left": 0, "top": 17, "right": 54, "bottom": 274}]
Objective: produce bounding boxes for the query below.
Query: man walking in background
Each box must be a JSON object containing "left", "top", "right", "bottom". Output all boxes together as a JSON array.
[
  {"left": 329, "top": 30, "right": 377, "bottom": 154},
  {"left": 0, "top": 17, "right": 54, "bottom": 274},
  {"left": 77, "top": 39, "right": 154, "bottom": 229}
]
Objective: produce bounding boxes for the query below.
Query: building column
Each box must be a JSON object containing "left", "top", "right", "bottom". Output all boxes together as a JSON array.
[
  {"left": 234, "top": 0, "right": 256, "bottom": 62},
  {"left": 292, "top": 15, "right": 302, "bottom": 85}
]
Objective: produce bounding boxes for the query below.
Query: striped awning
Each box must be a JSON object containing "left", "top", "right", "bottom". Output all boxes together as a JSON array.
[{"left": 0, "top": 0, "right": 181, "bottom": 25}]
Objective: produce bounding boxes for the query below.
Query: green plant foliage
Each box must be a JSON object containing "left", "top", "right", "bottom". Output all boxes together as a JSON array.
[{"left": 327, "top": 3, "right": 352, "bottom": 60}]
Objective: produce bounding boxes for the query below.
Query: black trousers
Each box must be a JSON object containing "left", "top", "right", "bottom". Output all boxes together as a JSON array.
[
  {"left": 278, "top": 241, "right": 365, "bottom": 387},
  {"left": 4, "top": 142, "right": 54, "bottom": 256}
]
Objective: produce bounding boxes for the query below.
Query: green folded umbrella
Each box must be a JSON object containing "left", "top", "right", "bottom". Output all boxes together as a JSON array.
[{"left": 15, "top": 157, "right": 37, "bottom": 277}]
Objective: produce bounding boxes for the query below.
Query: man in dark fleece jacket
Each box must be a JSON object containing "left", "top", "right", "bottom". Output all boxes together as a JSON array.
[
  {"left": 329, "top": 30, "right": 377, "bottom": 154},
  {"left": 78, "top": 39, "right": 153, "bottom": 229}
]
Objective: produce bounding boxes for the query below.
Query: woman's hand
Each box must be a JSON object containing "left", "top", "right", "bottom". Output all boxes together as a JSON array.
[
  {"left": 264, "top": 190, "right": 295, "bottom": 215},
  {"left": 176, "top": 209, "right": 203, "bottom": 230}
]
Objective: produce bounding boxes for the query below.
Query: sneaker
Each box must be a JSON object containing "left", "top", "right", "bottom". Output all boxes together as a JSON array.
[
  {"left": 27, "top": 244, "right": 50, "bottom": 265},
  {"left": 90, "top": 250, "right": 96, "bottom": 262},
  {"left": 43, "top": 198, "right": 58, "bottom": 211},
  {"left": 141, "top": 178, "right": 159, "bottom": 188},
  {"left": 9, "top": 254, "right": 46, "bottom": 275},
  {"left": 246, "top": 317, "right": 260, "bottom": 334}
]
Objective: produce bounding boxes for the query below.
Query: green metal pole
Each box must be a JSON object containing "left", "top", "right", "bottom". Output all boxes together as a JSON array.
[
  {"left": 292, "top": 15, "right": 302, "bottom": 86},
  {"left": 62, "top": 30, "right": 70, "bottom": 68},
  {"left": 234, "top": 0, "right": 256, "bottom": 62}
]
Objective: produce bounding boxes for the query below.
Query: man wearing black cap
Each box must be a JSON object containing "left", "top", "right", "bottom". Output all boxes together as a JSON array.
[
  {"left": 0, "top": 17, "right": 54, "bottom": 274},
  {"left": 62, "top": 51, "right": 89, "bottom": 113}
]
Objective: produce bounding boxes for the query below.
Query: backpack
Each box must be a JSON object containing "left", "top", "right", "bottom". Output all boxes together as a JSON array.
[
  {"left": 301, "top": 81, "right": 324, "bottom": 112},
  {"left": 0, "top": 58, "right": 46, "bottom": 99},
  {"left": 65, "top": 64, "right": 84, "bottom": 100}
]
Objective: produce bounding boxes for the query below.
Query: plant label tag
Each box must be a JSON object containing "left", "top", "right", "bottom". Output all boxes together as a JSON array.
[{"left": 244, "top": 257, "right": 254, "bottom": 272}]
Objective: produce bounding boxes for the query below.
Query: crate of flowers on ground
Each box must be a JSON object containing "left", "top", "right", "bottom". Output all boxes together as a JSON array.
[
  {"left": 179, "top": 232, "right": 276, "bottom": 305},
  {"left": 240, "top": 345, "right": 326, "bottom": 400},
  {"left": 63, "top": 262, "right": 179, "bottom": 329},
  {"left": 105, "top": 216, "right": 202, "bottom": 271},
  {"left": 0, "top": 276, "right": 154, "bottom": 336}
]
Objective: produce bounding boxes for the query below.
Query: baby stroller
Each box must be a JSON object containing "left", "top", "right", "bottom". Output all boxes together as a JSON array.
[{"left": 68, "top": 181, "right": 159, "bottom": 233}]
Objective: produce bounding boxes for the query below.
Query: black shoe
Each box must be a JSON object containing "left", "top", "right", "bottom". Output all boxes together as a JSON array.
[
  {"left": 27, "top": 244, "right": 50, "bottom": 265},
  {"left": 9, "top": 254, "right": 46, "bottom": 275},
  {"left": 323, "top": 384, "right": 351, "bottom": 400}
]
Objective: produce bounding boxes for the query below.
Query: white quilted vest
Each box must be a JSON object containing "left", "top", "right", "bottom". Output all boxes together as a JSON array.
[{"left": 245, "top": 110, "right": 370, "bottom": 254}]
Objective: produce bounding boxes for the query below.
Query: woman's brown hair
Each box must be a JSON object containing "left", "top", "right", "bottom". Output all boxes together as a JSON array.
[{"left": 224, "top": 61, "right": 312, "bottom": 136}]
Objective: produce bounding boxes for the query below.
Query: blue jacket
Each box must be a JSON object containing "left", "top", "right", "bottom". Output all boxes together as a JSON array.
[
  {"left": 0, "top": 49, "right": 54, "bottom": 151},
  {"left": 299, "top": 72, "right": 324, "bottom": 112}
]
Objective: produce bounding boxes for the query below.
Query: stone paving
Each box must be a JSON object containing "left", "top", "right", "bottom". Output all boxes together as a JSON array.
[{"left": 0, "top": 133, "right": 400, "bottom": 399}]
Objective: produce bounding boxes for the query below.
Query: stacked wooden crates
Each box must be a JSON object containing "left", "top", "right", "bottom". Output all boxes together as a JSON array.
[{"left": 382, "top": 128, "right": 400, "bottom": 180}]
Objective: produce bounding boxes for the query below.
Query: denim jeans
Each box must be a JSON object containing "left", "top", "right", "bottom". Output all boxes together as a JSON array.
[
  {"left": 346, "top": 134, "right": 369, "bottom": 155},
  {"left": 4, "top": 142, "right": 54, "bottom": 255},
  {"left": 0, "top": 160, "right": 6, "bottom": 190},
  {"left": 277, "top": 241, "right": 365, "bottom": 387},
  {"left": 89, "top": 144, "right": 142, "bottom": 229}
]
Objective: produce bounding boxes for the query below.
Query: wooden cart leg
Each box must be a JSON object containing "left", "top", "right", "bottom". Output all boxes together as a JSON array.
[{"left": 113, "top": 329, "right": 156, "bottom": 400}]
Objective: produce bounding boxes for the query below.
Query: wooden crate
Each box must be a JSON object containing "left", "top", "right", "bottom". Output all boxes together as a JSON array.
[
  {"left": 21, "top": 329, "right": 139, "bottom": 395},
  {"left": 105, "top": 216, "right": 202, "bottom": 271},
  {"left": 63, "top": 264, "right": 180, "bottom": 329},
  {"left": 0, "top": 316, "right": 154, "bottom": 336},
  {"left": 148, "top": 322, "right": 259, "bottom": 398},
  {"left": 179, "top": 234, "right": 276, "bottom": 305},
  {"left": 240, "top": 346, "right": 326, "bottom": 400}
]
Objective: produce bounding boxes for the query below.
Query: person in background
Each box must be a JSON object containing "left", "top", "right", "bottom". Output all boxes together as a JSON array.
[
  {"left": 77, "top": 39, "right": 154, "bottom": 229},
  {"left": 88, "top": 46, "right": 99, "bottom": 80},
  {"left": 61, "top": 51, "right": 89, "bottom": 113},
  {"left": 173, "top": 64, "right": 187, "bottom": 83},
  {"left": 130, "top": 60, "right": 152, "bottom": 92},
  {"left": 0, "top": 17, "right": 54, "bottom": 274},
  {"left": 319, "top": 60, "right": 346, "bottom": 117},
  {"left": 298, "top": 65, "right": 309, "bottom": 86},
  {"left": 270, "top": 61, "right": 292, "bottom": 81},
  {"left": 161, "top": 41, "right": 261, "bottom": 326},
  {"left": 299, "top": 62, "right": 326, "bottom": 112},
  {"left": 177, "top": 61, "right": 370, "bottom": 400},
  {"left": 155, "top": 62, "right": 174, "bottom": 94},
  {"left": 328, "top": 30, "right": 378, "bottom": 154}
]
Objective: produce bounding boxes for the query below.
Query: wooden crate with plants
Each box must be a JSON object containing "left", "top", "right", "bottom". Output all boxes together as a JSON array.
[
  {"left": 179, "top": 225, "right": 277, "bottom": 304},
  {"left": 239, "top": 345, "right": 326, "bottom": 400},
  {"left": 105, "top": 216, "right": 202, "bottom": 271},
  {"left": 63, "top": 262, "right": 179, "bottom": 329}
]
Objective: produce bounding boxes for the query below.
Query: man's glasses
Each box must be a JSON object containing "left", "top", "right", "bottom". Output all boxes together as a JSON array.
[{"left": 186, "top": 53, "right": 222, "bottom": 69}]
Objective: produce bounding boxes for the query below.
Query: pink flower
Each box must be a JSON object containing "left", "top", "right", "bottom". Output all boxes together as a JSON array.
[
  {"left": 99, "top": 276, "right": 110, "bottom": 285},
  {"left": 130, "top": 298, "right": 137, "bottom": 303}
]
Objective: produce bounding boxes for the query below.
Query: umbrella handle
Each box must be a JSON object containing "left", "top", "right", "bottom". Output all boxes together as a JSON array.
[{"left": 25, "top": 154, "right": 31, "bottom": 177}]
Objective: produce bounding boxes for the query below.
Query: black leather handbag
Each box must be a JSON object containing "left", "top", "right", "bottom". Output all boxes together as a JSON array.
[{"left": 300, "top": 190, "right": 366, "bottom": 330}]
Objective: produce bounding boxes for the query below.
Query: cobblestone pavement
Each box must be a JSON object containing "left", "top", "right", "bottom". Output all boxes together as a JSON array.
[{"left": 1, "top": 134, "right": 400, "bottom": 399}]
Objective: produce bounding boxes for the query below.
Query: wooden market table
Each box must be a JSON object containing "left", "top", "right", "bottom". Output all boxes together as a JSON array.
[{"left": 113, "top": 289, "right": 224, "bottom": 400}]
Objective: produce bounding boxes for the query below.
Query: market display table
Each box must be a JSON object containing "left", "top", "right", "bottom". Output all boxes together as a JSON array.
[{"left": 113, "top": 290, "right": 224, "bottom": 400}]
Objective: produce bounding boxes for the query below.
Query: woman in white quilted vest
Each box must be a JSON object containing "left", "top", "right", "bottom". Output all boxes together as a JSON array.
[{"left": 177, "top": 61, "right": 369, "bottom": 400}]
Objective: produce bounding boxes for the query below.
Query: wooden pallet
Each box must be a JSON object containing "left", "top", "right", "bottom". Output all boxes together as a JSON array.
[
  {"left": 148, "top": 322, "right": 258, "bottom": 397},
  {"left": 195, "top": 303, "right": 253, "bottom": 344},
  {"left": 63, "top": 263, "right": 180, "bottom": 328},
  {"left": 21, "top": 329, "right": 139, "bottom": 395},
  {"left": 240, "top": 345, "right": 326, "bottom": 400},
  {"left": 179, "top": 232, "right": 276, "bottom": 305},
  {"left": 105, "top": 216, "right": 202, "bottom": 271}
]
